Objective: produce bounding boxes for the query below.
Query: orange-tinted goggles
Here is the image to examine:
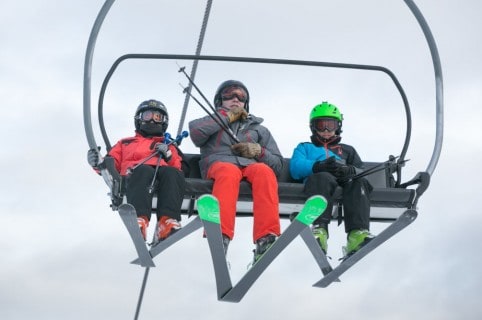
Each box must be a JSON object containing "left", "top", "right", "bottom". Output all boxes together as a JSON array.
[
  {"left": 221, "top": 87, "right": 247, "bottom": 103},
  {"left": 314, "top": 118, "right": 339, "bottom": 132},
  {"left": 140, "top": 110, "right": 165, "bottom": 123},
  {"left": 221, "top": 92, "right": 247, "bottom": 103}
]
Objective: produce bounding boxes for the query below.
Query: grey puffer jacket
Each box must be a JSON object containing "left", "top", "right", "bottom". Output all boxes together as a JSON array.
[{"left": 189, "top": 112, "right": 283, "bottom": 179}]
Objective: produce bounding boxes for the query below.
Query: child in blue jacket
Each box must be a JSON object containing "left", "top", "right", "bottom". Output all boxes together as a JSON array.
[{"left": 290, "top": 102, "right": 374, "bottom": 257}]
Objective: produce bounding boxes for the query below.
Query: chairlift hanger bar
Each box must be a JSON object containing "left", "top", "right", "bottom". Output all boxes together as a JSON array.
[
  {"left": 83, "top": 0, "right": 114, "bottom": 151},
  {"left": 404, "top": 0, "right": 444, "bottom": 176},
  {"left": 83, "top": 0, "right": 115, "bottom": 188}
]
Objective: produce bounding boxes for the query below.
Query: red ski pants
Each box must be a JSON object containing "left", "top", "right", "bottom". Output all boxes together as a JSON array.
[{"left": 207, "top": 161, "right": 281, "bottom": 242}]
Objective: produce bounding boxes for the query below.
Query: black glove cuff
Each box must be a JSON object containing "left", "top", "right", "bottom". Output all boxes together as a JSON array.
[{"left": 312, "top": 161, "right": 323, "bottom": 173}]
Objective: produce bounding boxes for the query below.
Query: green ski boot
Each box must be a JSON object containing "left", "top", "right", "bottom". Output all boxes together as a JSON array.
[
  {"left": 343, "top": 229, "right": 374, "bottom": 257},
  {"left": 312, "top": 225, "right": 328, "bottom": 254}
]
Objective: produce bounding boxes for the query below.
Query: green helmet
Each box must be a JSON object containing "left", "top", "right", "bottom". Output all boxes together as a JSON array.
[
  {"left": 309, "top": 101, "right": 343, "bottom": 135},
  {"left": 309, "top": 101, "right": 343, "bottom": 121}
]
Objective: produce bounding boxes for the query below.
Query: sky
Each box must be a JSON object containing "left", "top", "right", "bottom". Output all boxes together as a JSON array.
[{"left": 1, "top": 0, "right": 482, "bottom": 319}]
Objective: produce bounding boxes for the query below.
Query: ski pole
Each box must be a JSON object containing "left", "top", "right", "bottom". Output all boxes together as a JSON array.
[
  {"left": 164, "top": 130, "right": 189, "bottom": 146},
  {"left": 127, "top": 131, "right": 189, "bottom": 175},
  {"left": 178, "top": 65, "right": 234, "bottom": 123},
  {"left": 178, "top": 65, "right": 216, "bottom": 112},
  {"left": 179, "top": 83, "right": 240, "bottom": 143},
  {"left": 146, "top": 132, "right": 189, "bottom": 193},
  {"left": 177, "top": 65, "right": 241, "bottom": 141},
  {"left": 148, "top": 155, "right": 163, "bottom": 194},
  {"left": 339, "top": 156, "right": 407, "bottom": 184},
  {"left": 354, "top": 157, "right": 407, "bottom": 181}
]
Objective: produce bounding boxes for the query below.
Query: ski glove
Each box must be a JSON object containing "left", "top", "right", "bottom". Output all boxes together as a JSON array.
[
  {"left": 231, "top": 142, "right": 262, "bottom": 159},
  {"left": 155, "top": 143, "right": 172, "bottom": 162},
  {"left": 312, "top": 156, "right": 338, "bottom": 173},
  {"left": 227, "top": 106, "right": 248, "bottom": 123},
  {"left": 87, "top": 147, "right": 101, "bottom": 169},
  {"left": 333, "top": 165, "right": 356, "bottom": 180}
]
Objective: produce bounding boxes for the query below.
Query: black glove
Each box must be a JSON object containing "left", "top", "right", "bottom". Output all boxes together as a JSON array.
[
  {"left": 87, "top": 147, "right": 101, "bottom": 169},
  {"left": 333, "top": 165, "right": 356, "bottom": 180},
  {"left": 155, "top": 143, "right": 172, "bottom": 162},
  {"left": 312, "top": 156, "right": 338, "bottom": 173}
]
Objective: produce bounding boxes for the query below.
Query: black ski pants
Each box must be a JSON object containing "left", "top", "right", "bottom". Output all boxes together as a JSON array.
[
  {"left": 303, "top": 172, "right": 372, "bottom": 234},
  {"left": 126, "top": 164, "right": 186, "bottom": 221}
]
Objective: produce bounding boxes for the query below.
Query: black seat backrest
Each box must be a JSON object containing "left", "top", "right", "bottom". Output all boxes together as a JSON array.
[
  {"left": 277, "top": 158, "right": 300, "bottom": 183},
  {"left": 181, "top": 154, "right": 392, "bottom": 187},
  {"left": 363, "top": 162, "right": 393, "bottom": 188},
  {"left": 182, "top": 154, "right": 202, "bottom": 178}
]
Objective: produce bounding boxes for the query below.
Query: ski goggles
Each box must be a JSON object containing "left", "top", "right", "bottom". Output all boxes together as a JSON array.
[
  {"left": 221, "top": 88, "right": 247, "bottom": 102},
  {"left": 139, "top": 110, "right": 165, "bottom": 123},
  {"left": 313, "top": 118, "right": 339, "bottom": 132}
]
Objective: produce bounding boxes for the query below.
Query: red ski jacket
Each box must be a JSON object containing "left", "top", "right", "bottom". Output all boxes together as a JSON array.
[{"left": 108, "top": 132, "right": 182, "bottom": 176}]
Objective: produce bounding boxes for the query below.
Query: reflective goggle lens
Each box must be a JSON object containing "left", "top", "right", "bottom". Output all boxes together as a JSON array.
[
  {"left": 140, "top": 110, "right": 164, "bottom": 122},
  {"left": 221, "top": 93, "right": 247, "bottom": 103},
  {"left": 221, "top": 87, "right": 247, "bottom": 103},
  {"left": 314, "top": 118, "right": 339, "bottom": 132}
]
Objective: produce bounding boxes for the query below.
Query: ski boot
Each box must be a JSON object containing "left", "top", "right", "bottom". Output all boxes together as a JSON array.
[
  {"left": 222, "top": 234, "right": 230, "bottom": 256},
  {"left": 157, "top": 216, "right": 181, "bottom": 241},
  {"left": 312, "top": 225, "right": 328, "bottom": 254},
  {"left": 137, "top": 216, "right": 149, "bottom": 241},
  {"left": 252, "top": 234, "right": 277, "bottom": 264},
  {"left": 343, "top": 229, "right": 375, "bottom": 258}
]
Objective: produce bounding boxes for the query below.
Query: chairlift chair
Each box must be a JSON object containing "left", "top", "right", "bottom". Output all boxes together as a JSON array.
[{"left": 83, "top": 0, "right": 443, "bottom": 313}]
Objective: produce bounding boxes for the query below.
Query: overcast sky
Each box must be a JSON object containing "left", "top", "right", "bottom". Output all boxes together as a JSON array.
[{"left": 1, "top": 0, "right": 481, "bottom": 319}]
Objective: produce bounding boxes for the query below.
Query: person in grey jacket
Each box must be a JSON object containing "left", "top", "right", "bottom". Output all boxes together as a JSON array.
[{"left": 189, "top": 80, "right": 282, "bottom": 263}]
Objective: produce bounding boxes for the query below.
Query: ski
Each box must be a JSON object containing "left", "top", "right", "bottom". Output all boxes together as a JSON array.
[
  {"left": 299, "top": 227, "right": 337, "bottom": 278},
  {"left": 196, "top": 194, "right": 233, "bottom": 299},
  {"left": 118, "top": 203, "right": 155, "bottom": 268},
  {"left": 220, "top": 195, "right": 327, "bottom": 302},
  {"left": 313, "top": 209, "right": 418, "bottom": 288},
  {"left": 130, "top": 216, "right": 203, "bottom": 265}
]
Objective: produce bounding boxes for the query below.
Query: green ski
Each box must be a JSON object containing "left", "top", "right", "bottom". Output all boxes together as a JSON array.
[
  {"left": 197, "top": 194, "right": 233, "bottom": 298},
  {"left": 198, "top": 194, "right": 328, "bottom": 302}
]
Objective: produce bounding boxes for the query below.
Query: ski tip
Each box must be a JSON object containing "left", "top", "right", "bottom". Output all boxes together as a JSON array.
[
  {"left": 306, "top": 195, "right": 328, "bottom": 205},
  {"left": 130, "top": 258, "right": 155, "bottom": 268},
  {"left": 313, "top": 279, "right": 331, "bottom": 288},
  {"left": 198, "top": 194, "right": 218, "bottom": 202},
  {"left": 295, "top": 195, "right": 328, "bottom": 225},
  {"left": 196, "top": 194, "right": 221, "bottom": 224}
]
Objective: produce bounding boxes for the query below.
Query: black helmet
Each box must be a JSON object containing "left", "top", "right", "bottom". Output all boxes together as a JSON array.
[
  {"left": 213, "top": 80, "right": 250, "bottom": 112},
  {"left": 134, "top": 99, "right": 169, "bottom": 134}
]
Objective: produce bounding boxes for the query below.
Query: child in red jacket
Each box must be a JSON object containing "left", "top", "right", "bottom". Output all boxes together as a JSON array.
[{"left": 88, "top": 99, "right": 186, "bottom": 242}]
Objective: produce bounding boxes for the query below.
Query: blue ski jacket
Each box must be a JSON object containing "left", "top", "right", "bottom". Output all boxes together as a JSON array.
[{"left": 289, "top": 139, "right": 364, "bottom": 181}]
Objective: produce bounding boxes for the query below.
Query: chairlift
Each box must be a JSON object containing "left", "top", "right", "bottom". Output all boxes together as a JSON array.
[{"left": 83, "top": 0, "right": 443, "bottom": 316}]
